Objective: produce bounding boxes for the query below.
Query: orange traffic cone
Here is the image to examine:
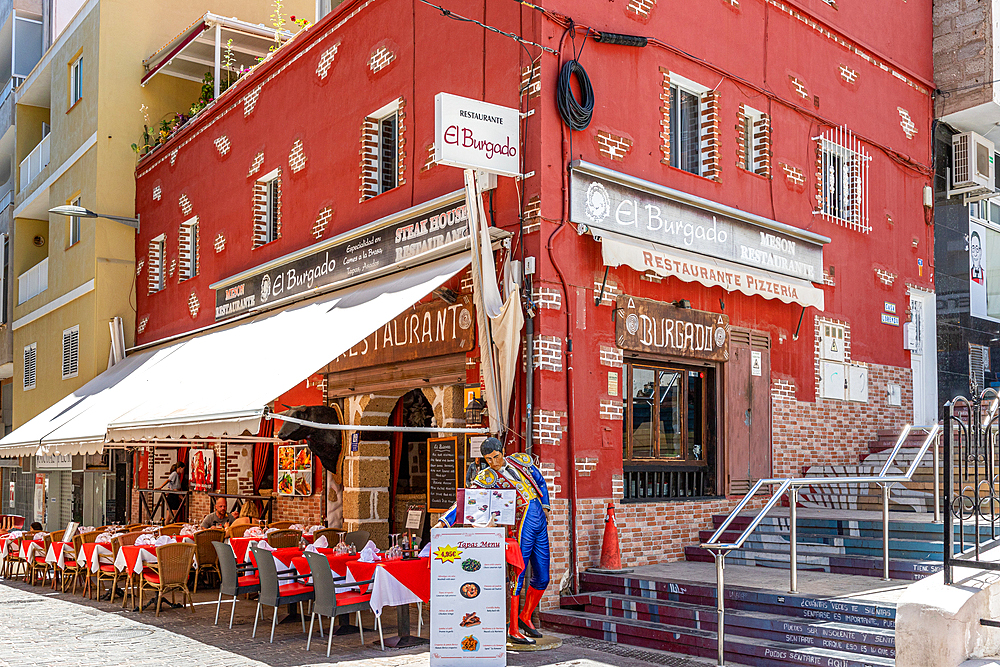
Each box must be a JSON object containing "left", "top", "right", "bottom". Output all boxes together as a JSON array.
[{"left": 589, "top": 503, "right": 632, "bottom": 574}]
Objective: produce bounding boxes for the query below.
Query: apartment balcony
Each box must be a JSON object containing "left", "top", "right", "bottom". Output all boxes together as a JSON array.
[
  {"left": 17, "top": 256, "right": 47, "bottom": 304},
  {"left": 18, "top": 131, "right": 48, "bottom": 193}
]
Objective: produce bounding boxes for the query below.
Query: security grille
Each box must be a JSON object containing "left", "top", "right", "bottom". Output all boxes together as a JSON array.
[
  {"left": 379, "top": 113, "right": 398, "bottom": 193},
  {"left": 970, "top": 343, "right": 988, "bottom": 394},
  {"left": 817, "top": 125, "right": 871, "bottom": 233}
]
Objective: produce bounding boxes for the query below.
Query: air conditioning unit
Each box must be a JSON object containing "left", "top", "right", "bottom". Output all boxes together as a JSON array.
[{"left": 953, "top": 131, "right": 995, "bottom": 193}]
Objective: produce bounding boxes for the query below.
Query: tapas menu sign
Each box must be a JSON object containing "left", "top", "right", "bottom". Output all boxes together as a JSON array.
[
  {"left": 430, "top": 527, "right": 507, "bottom": 667},
  {"left": 616, "top": 295, "right": 730, "bottom": 362},
  {"left": 214, "top": 199, "right": 470, "bottom": 320}
]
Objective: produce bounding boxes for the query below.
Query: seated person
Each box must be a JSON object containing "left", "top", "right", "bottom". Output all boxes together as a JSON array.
[
  {"left": 201, "top": 498, "right": 236, "bottom": 530},
  {"left": 29, "top": 522, "right": 42, "bottom": 531},
  {"left": 225, "top": 503, "right": 258, "bottom": 539}
]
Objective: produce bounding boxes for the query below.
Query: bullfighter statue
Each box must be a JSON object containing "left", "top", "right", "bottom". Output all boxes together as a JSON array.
[{"left": 437, "top": 437, "right": 550, "bottom": 645}]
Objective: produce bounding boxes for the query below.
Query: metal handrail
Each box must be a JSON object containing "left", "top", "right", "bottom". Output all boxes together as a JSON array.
[{"left": 701, "top": 423, "right": 941, "bottom": 667}]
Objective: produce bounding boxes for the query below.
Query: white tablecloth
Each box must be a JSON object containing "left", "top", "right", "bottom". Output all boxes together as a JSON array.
[
  {"left": 45, "top": 543, "right": 76, "bottom": 569},
  {"left": 345, "top": 563, "right": 423, "bottom": 617}
]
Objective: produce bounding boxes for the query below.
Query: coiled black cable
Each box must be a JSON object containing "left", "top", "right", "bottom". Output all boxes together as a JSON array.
[{"left": 557, "top": 59, "right": 594, "bottom": 131}]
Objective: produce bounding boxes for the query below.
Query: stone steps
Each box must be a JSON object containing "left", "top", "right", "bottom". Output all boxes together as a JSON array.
[{"left": 541, "top": 569, "right": 898, "bottom": 667}]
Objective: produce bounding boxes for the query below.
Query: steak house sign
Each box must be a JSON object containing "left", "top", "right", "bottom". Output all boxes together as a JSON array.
[
  {"left": 214, "top": 200, "right": 469, "bottom": 320},
  {"left": 570, "top": 165, "right": 826, "bottom": 283},
  {"left": 616, "top": 295, "right": 730, "bottom": 362}
]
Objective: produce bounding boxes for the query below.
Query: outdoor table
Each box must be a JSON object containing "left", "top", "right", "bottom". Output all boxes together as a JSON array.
[
  {"left": 45, "top": 541, "right": 75, "bottom": 570},
  {"left": 115, "top": 537, "right": 195, "bottom": 610},
  {"left": 346, "top": 557, "right": 431, "bottom": 648},
  {"left": 77, "top": 541, "right": 112, "bottom": 598},
  {"left": 0, "top": 535, "right": 19, "bottom": 560},
  {"left": 230, "top": 537, "right": 263, "bottom": 563},
  {"left": 19, "top": 539, "right": 45, "bottom": 562},
  {"left": 290, "top": 551, "right": 359, "bottom": 579}
]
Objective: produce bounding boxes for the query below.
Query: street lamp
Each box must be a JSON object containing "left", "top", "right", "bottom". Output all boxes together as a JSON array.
[{"left": 48, "top": 205, "right": 139, "bottom": 231}]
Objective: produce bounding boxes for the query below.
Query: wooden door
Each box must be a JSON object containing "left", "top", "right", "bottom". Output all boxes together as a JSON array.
[{"left": 725, "top": 330, "right": 772, "bottom": 494}]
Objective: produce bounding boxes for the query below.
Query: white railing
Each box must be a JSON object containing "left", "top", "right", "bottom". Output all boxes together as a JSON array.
[
  {"left": 19, "top": 132, "right": 50, "bottom": 192},
  {"left": 18, "top": 257, "right": 48, "bottom": 304}
]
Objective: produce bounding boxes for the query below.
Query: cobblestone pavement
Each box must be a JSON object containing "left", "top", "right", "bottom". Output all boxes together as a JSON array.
[{"left": 0, "top": 578, "right": 712, "bottom": 667}]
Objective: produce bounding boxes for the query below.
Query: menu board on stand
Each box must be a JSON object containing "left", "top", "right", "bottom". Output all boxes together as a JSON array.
[
  {"left": 430, "top": 527, "right": 507, "bottom": 666},
  {"left": 427, "top": 437, "right": 458, "bottom": 512}
]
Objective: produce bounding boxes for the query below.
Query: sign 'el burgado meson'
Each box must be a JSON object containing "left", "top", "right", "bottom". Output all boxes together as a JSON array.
[
  {"left": 214, "top": 200, "right": 470, "bottom": 321},
  {"left": 616, "top": 295, "right": 730, "bottom": 362}
]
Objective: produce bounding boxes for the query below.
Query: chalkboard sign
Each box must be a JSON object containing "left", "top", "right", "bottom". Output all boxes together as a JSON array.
[{"left": 427, "top": 437, "right": 458, "bottom": 512}]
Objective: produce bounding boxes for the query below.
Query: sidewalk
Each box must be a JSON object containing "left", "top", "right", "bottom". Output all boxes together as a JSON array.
[{"left": 0, "top": 578, "right": 711, "bottom": 667}]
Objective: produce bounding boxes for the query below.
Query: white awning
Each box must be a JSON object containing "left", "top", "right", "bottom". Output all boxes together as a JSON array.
[
  {"left": 0, "top": 253, "right": 471, "bottom": 456},
  {"left": 598, "top": 230, "right": 825, "bottom": 310}
]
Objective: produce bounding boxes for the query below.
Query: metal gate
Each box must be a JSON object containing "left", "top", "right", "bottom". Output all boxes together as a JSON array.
[{"left": 944, "top": 389, "right": 1000, "bottom": 584}]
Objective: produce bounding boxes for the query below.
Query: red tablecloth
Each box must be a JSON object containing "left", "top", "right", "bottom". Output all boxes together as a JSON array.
[
  {"left": 45, "top": 542, "right": 75, "bottom": 569},
  {"left": 117, "top": 545, "right": 157, "bottom": 574},
  {"left": 230, "top": 537, "right": 262, "bottom": 563},
  {"left": 346, "top": 558, "right": 431, "bottom": 616},
  {"left": 80, "top": 542, "right": 113, "bottom": 572},
  {"left": 291, "top": 552, "right": 359, "bottom": 578},
  {"left": 20, "top": 539, "right": 45, "bottom": 561},
  {"left": 247, "top": 546, "right": 301, "bottom": 569}
]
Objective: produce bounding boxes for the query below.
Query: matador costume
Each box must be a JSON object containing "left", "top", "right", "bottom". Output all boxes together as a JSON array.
[{"left": 441, "top": 451, "right": 550, "bottom": 641}]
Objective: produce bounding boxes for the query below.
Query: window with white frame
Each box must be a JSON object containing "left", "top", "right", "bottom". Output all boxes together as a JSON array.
[
  {"left": 818, "top": 126, "right": 871, "bottom": 233},
  {"left": 61, "top": 325, "right": 78, "bottom": 380},
  {"left": 68, "top": 196, "right": 81, "bottom": 247},
  {"left": 739, "top": 105, "right": 769, "bottom": 175},
  {"left": 148, "top": 234, "right": 165, "bottom": 293},
  {"left": 70, "top": 55, "right": 83, "bottom": 107},
  {"left": 23, "top": 343, "right": 36, "bottom": 390},
  {"left": 669, "top": 83, "right": 701, "bottom": 175},
  {"left": 361, "top": 100, "right": 401, "bottom": 200},
  {"left": 179, "top": 217, "right": 198, "bottom": 280},
  {"left": 253, "top": 169, "right": 281, "bottom": 248}
]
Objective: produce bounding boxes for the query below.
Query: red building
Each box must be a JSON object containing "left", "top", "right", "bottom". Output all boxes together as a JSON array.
[{"left": 130, "top": 0, "right": 934, "bottom": 609}]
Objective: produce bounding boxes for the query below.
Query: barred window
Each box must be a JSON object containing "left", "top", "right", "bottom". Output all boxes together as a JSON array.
[{"left": 818, "top": 126, "right": 871, "bottom": 233}]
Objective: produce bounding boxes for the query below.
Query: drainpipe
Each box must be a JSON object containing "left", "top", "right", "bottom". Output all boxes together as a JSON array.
[{"left": 548, "top": 137, "right": 579, "bottom": 593}]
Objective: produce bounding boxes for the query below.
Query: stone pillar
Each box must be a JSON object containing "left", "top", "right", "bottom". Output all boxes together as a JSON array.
[{"left": 342, "top": 438, "right": 391, "bottom": 548}]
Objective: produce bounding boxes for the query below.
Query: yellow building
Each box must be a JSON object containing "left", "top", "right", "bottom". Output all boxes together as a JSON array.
[{"left": 8, "top": 0, "right": 311, "bottom": 528}]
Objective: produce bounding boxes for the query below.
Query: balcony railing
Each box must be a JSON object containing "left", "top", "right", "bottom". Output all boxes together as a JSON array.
[
  {"left": 19, "top": 133, "right": 50, "bottom": 192},
  {"left": 18, "top": 257, "right": 47, "bottom": 304}
]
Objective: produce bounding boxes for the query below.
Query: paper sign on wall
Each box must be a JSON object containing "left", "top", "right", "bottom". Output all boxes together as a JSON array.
[
  {"left": 751, "top": 350, "right": 762, "bottom": 376},
  {"left": 8, "top": 481, "right": 14, "bottom": 509},
  {"left": 430, "top": 527, "right": 506, "bottom": 667},
  {"left": 33, "top": 475, "right": 44, "bottom": 523}
]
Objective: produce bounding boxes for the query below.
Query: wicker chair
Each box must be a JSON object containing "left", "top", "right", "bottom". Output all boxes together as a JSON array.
[
  {"left": 3, "top": 533, "right": 31, "bottom": 579},
  {"left": 61, "top": 530, "right": 96, "bottom": 594},
  {"left": 94, "top": 532, "right": 140, "bottom": 602},
  {"left": 212, "top": 541, "right": 260, "bottom": 628},
  {"left": 138, "top": 542, "right": 196, "bottom": 617},
  {"left": 192, "top": 528, "right": 224, "bottom": 593},
  {"left": 229, "top": 523, "right": 253, "bottom": 539},
  {"left": 344, "top": 530, "right": 370, "bottom": 552},
  {"left": 266, "top": 530, "right": 302, "bottom": 549},
  {"left": 26, "top": 532, "right": 54, "bottom": 586},
  {"left": 267, "top": 521, "right": 295, "bottom": 530},
  {"left": 311, "top": 527, "right": 342, "bottom": 547},
  {"left": 160, "top": 524, "right": 184, "bottom": 536}
]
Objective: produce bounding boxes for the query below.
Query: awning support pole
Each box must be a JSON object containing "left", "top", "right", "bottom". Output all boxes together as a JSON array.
[{"left": 266, "top": 412, "right": 489, "bottom": 435}]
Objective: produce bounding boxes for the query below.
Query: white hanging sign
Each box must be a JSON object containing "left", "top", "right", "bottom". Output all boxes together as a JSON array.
[
  {"left": 430, "top": 527, "right": 507, "bottom": 666},
  {"left": 435, "top": 93, "right": 520, "bottom": 177}
]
